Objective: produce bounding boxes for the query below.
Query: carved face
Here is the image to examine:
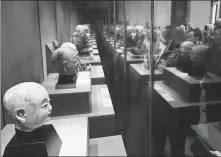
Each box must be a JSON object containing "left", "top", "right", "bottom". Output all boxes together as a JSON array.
[
  {"left": 180, "top": 41, "right": 194, "bottom": 57},
  {"left": 127, "top": 26, "right": 133, "bottom": 37},
  {"left": 131, "top": 25, "right": 145, "bottom": 41},
  {"left": 153, "top": 29, "right": 161, "bottom": 42},
  {"left": 3, "top": 82, "right": 52, "bottom": 132},
  {"left": 84, "top": 27, "right": 91, "bottom": 39},
  {"left": 178, "top": 25, "right": 186, "bottom": 33},
  {"left": 52, "top": 47, "right": 79, "bottom": 75},
  {"left": 145, "top": 22, "right": 150, "bottom": 30},
  {"left": 75, "top": 25, "right": 91, "bottom": 39},
  {"left": 187, "top": 23, "right": 194, "bottom": 32},
  {"left": 186, "top": 31, "right": 196, "bottom": 43},
  {"left": 116, "top": 27, "right": 124, "bottom": 40}
]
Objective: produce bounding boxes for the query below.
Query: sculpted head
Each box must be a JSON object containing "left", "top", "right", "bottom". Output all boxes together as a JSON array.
[
  {"left": 60, "top": 42, "right": 78, "bottom": 55},
  {"left": 127, "top": 25, "right": 133, "bottom": 37},
  {"left": 83, "top": 24, "right": 90, "bottom": 31},
  {"left": 3, "top": 82, "right": 52, "bottom": 132},
  {"left": 74, "top": 25, "right": 91, "bottom": 39},
  {"left": 52, "top": 47, "right": 79, "bottom": 75},
  {"left": 145, "top": 22, "right": 150, "bottom": 30},
  {"left": 178, "top": 25, "right": 186, "bottom": 33},
  {"left": 161, "top": 27, "right": 167, "bottom": 38},
  {"left": 186, "top": 28, "right": 203, "bottom": 44},
  {"left": 189, "top": 44, "right": 209, "bottom": 69},
  {"left": 153, "top": 29, "right": 161, "bottom": 42},
  {"left": 204, "top": 24, "right": 214, "bottom": 34},
  {"left": 174, "top": 26, "right": 187, "bottom": 42},
  {"left": 180, "top": 41, "right": 194, "bottom": 57},
  {"left": 131, "top": 25, "right": 145, "bottom": 41},
  {"left": 186, "top": 31, "right": 195, "bottom": 43},
  {"left": 187, "top": 23, "right": 195, "bottom": 32},
  {"left": 116, "top": 26, "right": 124, "bottom": 40},
  {"left": 193, "top": 27, "right": 204, "bottom": 44}
]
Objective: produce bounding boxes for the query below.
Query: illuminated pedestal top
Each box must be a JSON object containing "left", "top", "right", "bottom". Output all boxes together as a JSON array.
[{"left": 1, "top": 117, "right": 89, "bottom": 156}]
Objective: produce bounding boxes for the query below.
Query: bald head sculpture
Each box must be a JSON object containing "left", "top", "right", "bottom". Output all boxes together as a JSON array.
[
  {"left": 52, "top": 47, "right": 80, "bottom": 75},
  {"left": 180, "top": 41, "right": 194, "bottom": 57},
  {"left": 60, "top": 42, "right": 78, "bottom": 55},
  {"left": 3, "top": 82, "right": 52, "bottom": 132}
]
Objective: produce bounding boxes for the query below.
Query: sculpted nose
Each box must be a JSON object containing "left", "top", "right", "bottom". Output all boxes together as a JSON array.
[{"left": 48, "top": 103, "right": 52, "bottom": 112}]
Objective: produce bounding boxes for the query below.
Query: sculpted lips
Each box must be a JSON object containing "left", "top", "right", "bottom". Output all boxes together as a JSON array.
[{"left": 48, "top": 112, "right": 52, "bottom": 117}]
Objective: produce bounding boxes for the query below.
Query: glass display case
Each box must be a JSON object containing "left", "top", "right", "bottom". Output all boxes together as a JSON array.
[
  {"left": 106, "top": 1, "right": 221, "bottom": 156},
  {"left": 149, "top": 1, "right": 221, "bottom": 157},
  {"left": 1, "top": 0, "right": 221, "bottom": 156}
]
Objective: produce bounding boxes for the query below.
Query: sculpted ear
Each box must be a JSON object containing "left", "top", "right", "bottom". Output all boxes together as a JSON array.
[
  {"left": 15, "top": 108, "right": 26, "bottom": 124},
  {"left": 62, "top": 61, "right": 68, "bottom": 72}
]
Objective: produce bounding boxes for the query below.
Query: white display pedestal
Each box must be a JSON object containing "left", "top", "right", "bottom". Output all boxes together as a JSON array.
[
  {"left": 81, "top": 55, "right": 101, "bottom": 65},
  {"left": 164, "top": 67, "right": 221, "bottom": 102},
  {"left": 1, "top": 117, "right": 89, "bottom": 156},
  {"left": 93, "top": 49, "right": 99, "bottom": 55},
  {"left": 92, "top": 44, "right": 97, "bottom": 49},
  {"left": 91, "top": 65, "right": 105, "bottom": 85},
  {"left": 52, "top": 85, "right": 115, "bottom": 138},
  {"left": 89, "top": 135, "right": 127, "bottom": 156},
  {"left": 42, "top": 72, "right": 91, "bottom": 116}
]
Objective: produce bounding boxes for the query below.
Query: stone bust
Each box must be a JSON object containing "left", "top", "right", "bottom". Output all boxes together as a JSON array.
[
  {"left": 131, "top": 25, "right": 146, "bottom": 42},
  {"left": 176, "top": 41, "right": 194, "bottom": 72},
  {"left": 127, "top": 25, "right": 133, "bottom": 37},
  {"left": 3, "top": 82, "right": 52, "bottom": 132},
  {"left": 60, "top": 43, "right": 89, "bottom": 72},
  {"left": 71, "top": 25, "right": 93, "bottom": 55},
  {"left": 126, "top": 25, "right": 136, "bottom": 48},
  {"left": 51, "top": 47, "right": 80, "bottom": 76},
  {"left": 179, "top": 41, "right": 194, "bottom": 57},
  {"left": 189, "top": 44, "right": 210, "bottom": 76},
  {"left": 130, "top": 25, "right": 152, "bottom": 55},
  {"left": 60, "top": 42, "right": 79, "bottom": 55},
  {"left": 116, "top": 26, "right": 124, "bottom": 42}
]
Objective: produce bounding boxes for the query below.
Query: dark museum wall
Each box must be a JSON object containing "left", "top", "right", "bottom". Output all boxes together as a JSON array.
[
  {"left": 55, "top": 1, "right": 80, "bottom": 43},
  {"left": 69, "top": 3, "right": 80, "bottom": 39},
  {"left": 1, "top": 1, "right": 43, "bottom": 96},
  {"left": 55, "top": 1, "right": 68, "bottom": 43},
  {"left": 38, "top": 1, "right": 57, "bottom": 79},
  {"left": 1, "top": 1, "right": 44, "bottom": 124}
]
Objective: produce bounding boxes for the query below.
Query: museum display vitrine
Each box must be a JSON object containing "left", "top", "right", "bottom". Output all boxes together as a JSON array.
[
  {"left": 1, "top": 0, "right": 221, "bottom": 156},
  {"left": 150, "top": 1, "right": 221, "bottom": 157}
]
